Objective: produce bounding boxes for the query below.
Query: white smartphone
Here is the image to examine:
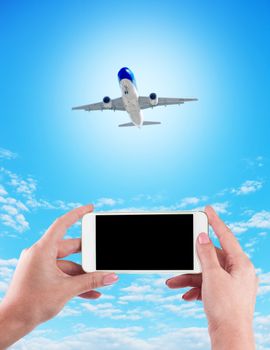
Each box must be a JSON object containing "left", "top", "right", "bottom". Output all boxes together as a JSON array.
[{"left": 82, "top": 211, "right": 208, "bottom": 274}]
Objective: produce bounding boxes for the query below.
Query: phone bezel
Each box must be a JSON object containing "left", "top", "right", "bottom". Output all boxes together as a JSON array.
[{"left": 82, "top": 211, "right": 208, "bottom": 274}]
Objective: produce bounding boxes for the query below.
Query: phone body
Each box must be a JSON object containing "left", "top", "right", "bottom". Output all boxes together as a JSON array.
[{"left": 82, "top": 211, "right": 208, "bottom": 274}]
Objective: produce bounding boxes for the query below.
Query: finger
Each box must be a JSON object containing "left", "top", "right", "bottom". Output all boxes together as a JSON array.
[
  {"left": 166, "top": 274, "right": 202, "bottom": 289},
  {"left": 165, "top": 247, "right": 225, "bottom": 289},
  {"left": 57, "top": 238, "right": 81, "bottom": 258},
  {"left": 78, "top": 290, "right": 101, "bottom": 299},
  {"left": 57, "top": 261, "right": 102, "bottom": 299},
  {"left": 215, "top": 246, "right": 226, "bottom": 268},
  {"left": 69, "top": 272, "right": 119, "bottom": 297},
  {"left": 196, "top": 232, "right": 221, "bottom": 273},
  {"left": 205, "top": 206, "right": 243, "bottom": 257},
  {"left": 57, "top": 260, "right": 85, "bottom": 276},
  {"left": 43, "top": 204, "right": 93, "bottom": 242},
  {"left": 182, "top": 287, "right": 202, "bottom": 301}
]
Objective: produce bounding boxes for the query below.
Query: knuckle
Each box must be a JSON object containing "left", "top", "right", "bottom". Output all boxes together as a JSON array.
[
  {"left": 30, "top": 241, "right": 44, "bottom": 254},
  {"left": 73, "top": 209, "right": 81, "bottom": 220},
  {"left": 22, "top": 241, "right": 46, "bottom": 259},
  {"left": 20, "top": 247, "right": 30, "bottom": 257},
  {"left": 87, "top": 273, "right": 99, "bottom": 290},
  {"left": 238, "top": 255, "right": 256, "bottom": 274},
  {"left": 242, "top": 256, "right": 254, "bottom": 269}
]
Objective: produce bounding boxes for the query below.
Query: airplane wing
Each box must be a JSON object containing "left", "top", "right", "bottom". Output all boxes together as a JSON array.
[
  {"left": 138, "top": 97, "right": 198, "bottom": 110},
  {"left": 72, "top": 97, "right": 125, "bottom": 111}
]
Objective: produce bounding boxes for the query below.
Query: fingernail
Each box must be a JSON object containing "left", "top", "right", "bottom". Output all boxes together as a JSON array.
[
  {"left": 103, "top": 273, "right": 119, "bottom": 286},
  {"left": 198, "top": 232, "right": 210, "bottom": 244},
  {"left": 166, "top": 278, "right": 172, "bottom": 286}
]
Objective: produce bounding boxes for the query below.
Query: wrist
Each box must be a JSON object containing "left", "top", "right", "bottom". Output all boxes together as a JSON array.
[
  {"left": 209, "top": 320, "right": 255, "bottom": 350},
  {"left": 0, "top": 300, "right": 37, "bottom": 349}
]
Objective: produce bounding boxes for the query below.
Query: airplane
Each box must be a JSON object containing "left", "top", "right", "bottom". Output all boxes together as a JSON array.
[{"left": 72, "top": 67, "right": 198, "bottom": 128}]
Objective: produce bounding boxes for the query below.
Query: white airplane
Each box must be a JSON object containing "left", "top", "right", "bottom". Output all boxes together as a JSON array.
[{"left": 72, "top": 67, "right": 198, "bottom": 128}]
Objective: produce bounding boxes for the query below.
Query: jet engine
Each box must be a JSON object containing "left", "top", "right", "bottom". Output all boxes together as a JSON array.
[
  {"left": 149, "top": 93, "right": 158, "bottom": 106},
  {"left": 103, "top": 96, "right": 112, "bottom": 108}
]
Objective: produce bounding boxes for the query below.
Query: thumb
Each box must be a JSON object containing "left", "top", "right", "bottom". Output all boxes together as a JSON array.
[
  {"left": 196, "top": 232, "right": 220, "bottom": 273},
  {"left": 69, "top": 272, "right": 119, "bottom": 297}
]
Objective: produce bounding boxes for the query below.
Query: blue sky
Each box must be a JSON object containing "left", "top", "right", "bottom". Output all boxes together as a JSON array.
[{"left": 0, "top": 0, "right": 270, "bottom": 349}]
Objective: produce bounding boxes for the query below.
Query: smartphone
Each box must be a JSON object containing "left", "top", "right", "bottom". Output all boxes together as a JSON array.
[{"left": 82, "top": 211, "right": 208, "bottom": 274}]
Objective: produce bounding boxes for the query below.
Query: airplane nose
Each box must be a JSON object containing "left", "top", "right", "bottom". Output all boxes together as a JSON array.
[{"left": 118, "top": 67, "right": 134, "bottom": 82}]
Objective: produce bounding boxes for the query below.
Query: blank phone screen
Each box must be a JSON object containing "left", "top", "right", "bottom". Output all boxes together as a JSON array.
[{"left": 95, "top": 214, "right": 194, "bottom": 270}]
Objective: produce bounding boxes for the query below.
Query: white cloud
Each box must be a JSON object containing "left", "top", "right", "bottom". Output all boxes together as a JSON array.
[
  {"left": 119, "top": 293, "right": 160, "bottom": 303},
  {"left": 232, "top": 180, "right": 263, "bottom": 195},
  {"left": 0, "top": 186, "right": 7, "bottom": 196},
  {"left": 0, "top": 213, "right": 29, "bottom": 232},
  {"left": 81, "top": 302, "right": 149, "bottom": 321},
  {"left": 2, "top": 204, "right": 19, "bottom": 215},
  {"left": 1, "top": 166, "right": 82, "bottom": 213},
  {"left": 26, "top": 198, "right": 82, "bottom": 210},
  {"left": 0, "top": 166, "right": 86, "bottom": 234},
  {"left": 255, "top": 314, "right": 270, "bottom": 328},
  {"left": 82, "top": 302, "right": 122, "bottom": 318},
  {"left": 244, "top": 236, "right": 262, "bottom": 256},
  {"left": 0, "top": 258, "right": 18, "bottom": 294},
  {"left": 162, "top": 303, "right": 205, "bottom": 319},
  {"left": 0, "top": 281, "right": 9, "bottom": 292},
  {"left": 95, "top": 197, "right": 123, "bottom": 208},
  {"left": 111, "top": 309, "right": 153, "bottom": 321},
  {"left": 121, "top": 285, "right": 152, "bottom": 293},
  {"left": 229, "top": 210, "right": 270, "bottom": 235},
  {"left": 13, "top": 326, "right": 211, "bottom": 350},
  {"left": 16, "top": 326, "right": 270, "bottom": 350},
  {"left": 176, "top": 196, "right": 207, "bottom": 209},
  {"left": 99, "top": 294, "right": 115, "bottom": 300},
  {"left": 258, "top": 231, "right": 267, "bottom": 237},
  {"left": 258, "top": 286, "right": 270, "bottom": 296},
  {"left": 247, "top": 211, "right": 270, "bottom": 229},
  {"left": 0, "top": 196, "right": 28, "bottom": 211},
  {"left": 211, "top": 202, "right": 229, "bottom": 214},
  {"left": 9, "top": 175, "right": 37, "bottom": 196},
  {"left": 257, "top": 271, "right": 270, "bottom": 296},
  {"left": 0, "top": 258, "right": 18, "bottom": 267},
  {"left": 118, "top": 277, "right": 181, "bottom": 305},
  {"left": 58, "top": 306, "right": 81, "bottom": 318},
  {"left": 228, "top": 222, "right": 248, "bottom": 234},
  {"left": 0, "top": 148, "right": 17, "bottom": 160}
]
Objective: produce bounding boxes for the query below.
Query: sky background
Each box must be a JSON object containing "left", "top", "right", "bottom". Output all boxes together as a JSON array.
[{"left": 0, "top": 0, "right": 270, "bottom": 349}]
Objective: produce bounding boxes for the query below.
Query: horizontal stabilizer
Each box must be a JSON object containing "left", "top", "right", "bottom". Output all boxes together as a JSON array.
[
  {"left": 118, "top": 121, "right": 161, "bottom": 127},
  {"left": 143, "top": 121, "right": 161, "bottom": 126},
  {"left": 118, "top": 122, "right": 135, "bottom": 127}
]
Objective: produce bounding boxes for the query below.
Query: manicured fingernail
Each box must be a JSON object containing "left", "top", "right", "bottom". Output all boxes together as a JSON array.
[
  {"left": 103, "top": 273, "right": 119, "bottom": 286},
  {"left": 198, "top": 232, "right": 210, "bottom": 244}
]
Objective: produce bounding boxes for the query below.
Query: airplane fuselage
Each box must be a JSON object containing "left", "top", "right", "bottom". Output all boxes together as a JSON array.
[
  {"left": 119, "top": 79, "right": 143, "bottom": 127},
  {"left": 118, "top": 68, "right": 144, "bottom": 127}
]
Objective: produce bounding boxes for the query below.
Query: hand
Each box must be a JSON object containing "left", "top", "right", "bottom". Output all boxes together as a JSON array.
[
  {"left": 0, "top": 205, "right": 119, "bottom": 349},
  {"left": 166, "top": 206, "right": 258, "bottom": 350}
]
